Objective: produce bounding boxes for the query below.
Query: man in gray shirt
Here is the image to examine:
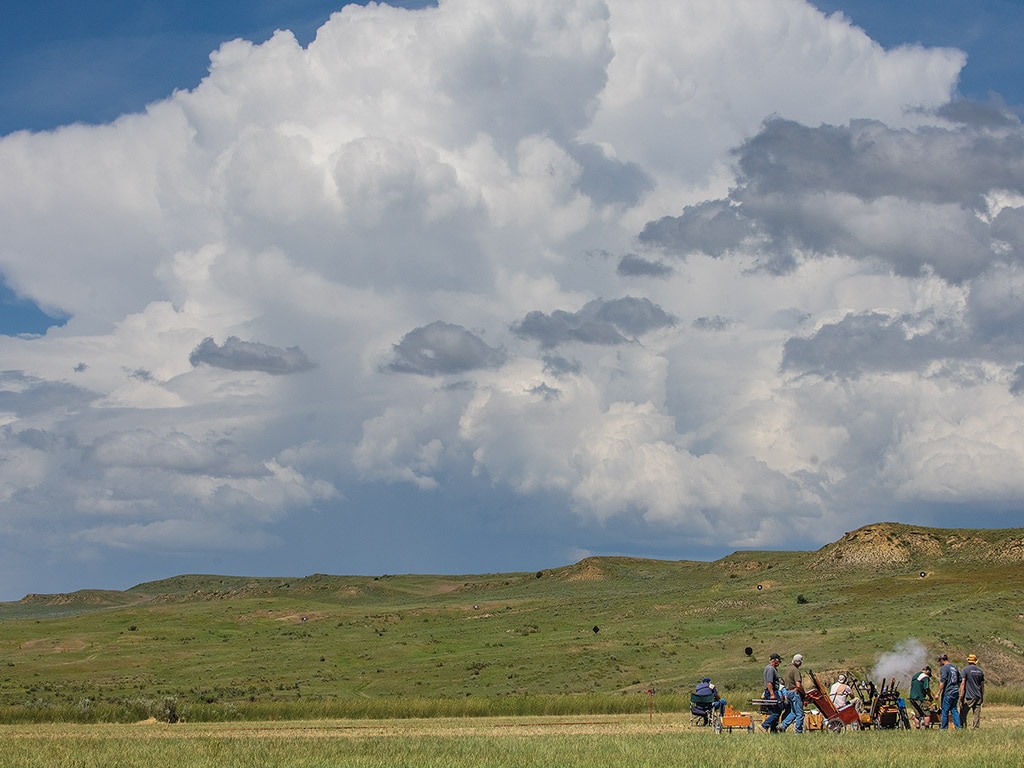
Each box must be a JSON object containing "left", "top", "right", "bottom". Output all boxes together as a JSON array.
[
  {"left": 760, "top": 653, "right": 783, "bottom": 732},
  {"left": 959, "top": 653, "right": 985, "bottom": 728}
]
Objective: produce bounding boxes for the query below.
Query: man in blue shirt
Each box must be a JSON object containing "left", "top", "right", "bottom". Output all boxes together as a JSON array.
[
  {"left": 695, "top": 677, "right": 727, "bottom": 716},
  {"left": 936, "top": 653, "right": 961, "bottom": 729}
]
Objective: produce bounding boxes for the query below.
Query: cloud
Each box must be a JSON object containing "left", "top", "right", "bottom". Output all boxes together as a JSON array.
[
  {"left": 3, "top": 0, "right": 1023, "bottom": 598},
  {"left": 566, "top": 141, "right": 653, "bottom": 206},
  {"left": 640, "top": 116, "right": 1024, "bottom": 282},
  {"left": 383, "top": 321, "right": 508, "bottom": 375},
  {"left": 189, "top": 336, "right": 317, "bottom": 375},
  {"left": 692, "top": 315, "right": 731, "bottom": 332},
  {"left": 781, "top": 311, "right": 955, "bottom": 377},
  {"left": 0, "top": 371, "right": 97, "bottom": 416},
  {"left": 640, "top": 200, "right": 756, "bottom": 259},
  {"left": 513, "top": 297, "right": 676, "bottom": 348},
  {"left": 88, "top": 429, "right": 269, "bottom": 477},
  {"left": 616, "top": 253, "right": 674, "bottom": 278}
]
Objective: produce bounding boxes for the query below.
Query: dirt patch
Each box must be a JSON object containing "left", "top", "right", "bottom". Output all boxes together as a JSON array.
[
  {"left": 237, "top": 610, "right": 325, "bottom": 623},
  {"left": 18, "top": 637, "right": 88, "bottom": 653}
]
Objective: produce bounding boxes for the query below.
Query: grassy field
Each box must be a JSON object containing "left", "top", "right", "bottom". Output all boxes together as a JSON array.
[
  {"left": 2, "top": 709, "right": 1024, "bottom": 768},
  {"left": 0, "top": 522, "right": 1022, "bottom": 724}
]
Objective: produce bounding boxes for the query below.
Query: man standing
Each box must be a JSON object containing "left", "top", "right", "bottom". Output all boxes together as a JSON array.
[
  {"left": 959, "top": 653, "right": 985, "bottom": 728},
  {"left": 779, "top": 654, "right": 805, "bottom": 733},
  {"left": 760, "top": 653, "right": 783, "bottom": 733},
  {"left": 908, "top": 665, "right": 934, "bottom": 728},
  {"left": 936, "top": 653, "right": 961, "bottom": 729}
]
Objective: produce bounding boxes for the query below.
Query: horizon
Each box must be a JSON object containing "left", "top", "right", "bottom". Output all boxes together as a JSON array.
[{"left": 6, "top": 518, "right": 1021, "bottom": 600}]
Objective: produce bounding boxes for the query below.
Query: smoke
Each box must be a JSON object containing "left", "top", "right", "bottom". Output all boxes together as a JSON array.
[{"left": 871, "top": 639, "right": 928, "bottom": 686}]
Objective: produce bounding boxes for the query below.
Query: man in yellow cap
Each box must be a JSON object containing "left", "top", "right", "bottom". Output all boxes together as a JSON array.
[{"left": 959, "top": 653, "right": 985, "bottom": 728}]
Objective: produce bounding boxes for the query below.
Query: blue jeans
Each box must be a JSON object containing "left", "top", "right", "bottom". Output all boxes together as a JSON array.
[
  {"left": 761, "top": 690, "right": 782, "bottom": 731},
  {"left": 941, "top": 692, "right": 961, "bottom": 729},
  {"left": 780, "top": 690, "right": 804, "bottom": 732}
]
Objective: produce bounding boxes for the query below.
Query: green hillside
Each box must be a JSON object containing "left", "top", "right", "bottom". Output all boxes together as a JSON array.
[{"left": 1, "top": 522, "right": 1022, "bottom": 722}]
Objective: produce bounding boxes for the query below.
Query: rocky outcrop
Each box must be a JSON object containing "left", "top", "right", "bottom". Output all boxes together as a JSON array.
[{"left": 810, "top": 522, "right": 1024, "bottom": 571}]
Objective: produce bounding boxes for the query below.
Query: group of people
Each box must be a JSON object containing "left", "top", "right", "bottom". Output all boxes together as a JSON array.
[
  {"left": 746, "top": 650, "right": 985, "bottom": 733},
  {"left": 759, "top": 652, "right": 808, "bottom": 732},
  {"left": 907, "top": 653, "right": 986, "bottom": 729}
]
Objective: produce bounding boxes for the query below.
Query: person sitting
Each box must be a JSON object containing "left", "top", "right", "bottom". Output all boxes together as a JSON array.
[
  {"left": 695, "top": 677, "right": 727, "bottom": 716},
  {"left": 829, "top": 674, "right": 860, "bottom": 711}
]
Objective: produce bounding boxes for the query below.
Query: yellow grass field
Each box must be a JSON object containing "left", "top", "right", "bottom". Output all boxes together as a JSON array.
[{"left": 2, "top": 707, "right": 1022, "bottom": 768}]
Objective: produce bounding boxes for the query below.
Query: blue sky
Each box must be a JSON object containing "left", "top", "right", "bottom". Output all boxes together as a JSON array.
[{"left": 1, "top": 0, "right": 1023, "bottom": 600}]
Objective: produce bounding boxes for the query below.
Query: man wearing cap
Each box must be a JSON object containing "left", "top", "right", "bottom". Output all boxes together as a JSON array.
[
  {"left": 936, "top": 653, "right": 961, "bottom": 729},
  {"left": 695, "top": 676, "right": 727, "bottom": 717},
  {"left": 760, "top": 653, "right": 783, "bottom": 732},
  {"left": 829, "top": 673, "right": 855, "bottom": 709},
  {"left": 908, "top": 665, "right": 935, "bottom": 728},
  {"left": 779, "top": 653, "right": 806, "bottom": 733},
  {"left": 959, "top": 654, "right": 985, "bottom": 728}
]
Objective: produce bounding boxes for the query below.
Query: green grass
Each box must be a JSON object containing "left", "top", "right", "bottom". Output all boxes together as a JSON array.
[
  {"left": 1, "top": 715, "right": 1023, "bottom": 768},
  {"left": 1, "top": 523, "right": 1023, "bottom": 723}
]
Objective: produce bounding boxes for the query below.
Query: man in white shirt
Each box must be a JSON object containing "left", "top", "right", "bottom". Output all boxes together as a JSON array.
[{"left": 829, "top": 674, "right": 852, "bottom": 708}]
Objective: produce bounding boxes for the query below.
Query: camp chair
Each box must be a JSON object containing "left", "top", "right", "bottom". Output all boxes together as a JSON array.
[{"left": 690, "top": 692, "right": 720, "bottom": 730}]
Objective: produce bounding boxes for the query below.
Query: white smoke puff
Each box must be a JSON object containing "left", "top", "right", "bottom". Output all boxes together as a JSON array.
[{"left": 871, "top": 639, "right": 927, "bottom": 687}]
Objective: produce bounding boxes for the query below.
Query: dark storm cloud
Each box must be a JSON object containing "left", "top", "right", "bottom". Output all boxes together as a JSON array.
[
  {"left": 781, "top": 311, "right": 959, "bottom": 377},
  {"left": 638, "top": 112, "right": 1024, "bottom": 282},
  {"left": 383, "top": 321, "right": 508, "bottom": 376},
  {"left": 733, "top": 117, "right": 1024, "bottom": 207},
  {"left": 639, "top": 200, "right": 756, "bottom": 258},
  {"left": 567, "top": 141, "right": 654, "bottom": 207},
  {"left": 512, "top": 297, "right": 676, "bottom": 348},
  {"left": 0, "top": 371, "right": 97, "bottom": 416},
  {"left": 189, "top": 336, "right": 317, "bottom": 375},
  {"left": 616, "top": 253, "right": 674, "bottom": 278}
]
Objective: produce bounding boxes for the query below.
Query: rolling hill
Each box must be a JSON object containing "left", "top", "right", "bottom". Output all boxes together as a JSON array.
[{"left": 1, "top": 522, "right": 1022, "bottom": 721}]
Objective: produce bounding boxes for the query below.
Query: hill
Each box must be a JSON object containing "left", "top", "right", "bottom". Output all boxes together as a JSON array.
[
  {"left": 0, "top": 522, "right": 1022, "bottom": 721},
  {"left": 810, "top": 521, "right": 1024, "bottom": 570}
]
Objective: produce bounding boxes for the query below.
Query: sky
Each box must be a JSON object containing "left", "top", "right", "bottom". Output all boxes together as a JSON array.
[{"left": 1, "top": 0, "right": 1024, "bottom": 601}]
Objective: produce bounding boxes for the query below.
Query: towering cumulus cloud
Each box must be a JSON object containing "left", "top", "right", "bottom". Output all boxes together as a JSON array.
[{"left": 1, "top": 0, "right": 1020, "bottom": 596}]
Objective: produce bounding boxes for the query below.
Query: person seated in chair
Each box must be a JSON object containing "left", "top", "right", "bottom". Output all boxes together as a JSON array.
[
  {"left": 695, "top": 677, "right": 727, "bottom": 716},
  {"left": 829, "top": 674, "right": 861, "bottom": 711}
]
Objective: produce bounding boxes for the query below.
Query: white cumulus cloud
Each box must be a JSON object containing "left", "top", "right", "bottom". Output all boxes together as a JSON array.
[{"left": 0, "top": 0, "right": 1020, "bottom": 597}]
